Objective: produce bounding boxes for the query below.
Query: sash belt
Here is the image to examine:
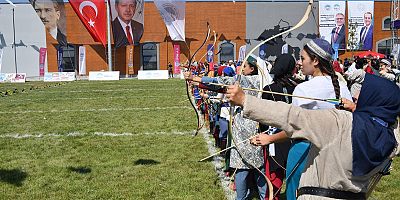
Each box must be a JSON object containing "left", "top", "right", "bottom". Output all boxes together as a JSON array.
[{"left": 297, "top": 186, "right": 366, "bottom": 200}]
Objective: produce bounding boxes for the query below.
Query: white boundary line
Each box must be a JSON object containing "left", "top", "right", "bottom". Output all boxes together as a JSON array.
[
  {"left": 35, "top": 88, "right": 176, "bottom": 93},
  {"left": 0, "top": 106, "right": 191, "bottom": 114},
  {"left": 6, "top": 95, "right": 187, "bottom": 102}
]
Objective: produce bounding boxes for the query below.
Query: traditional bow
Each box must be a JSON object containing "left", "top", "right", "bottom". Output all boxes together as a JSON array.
[
  {"left": 228, "top": 1, "right": 314, "bottom": 199},
  {"left": 185, "top": 23, "right": 211, "bottom": 136}
]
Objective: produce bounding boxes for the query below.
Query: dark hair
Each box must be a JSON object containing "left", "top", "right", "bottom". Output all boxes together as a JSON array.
[
  {"left": 247, "top": 61, "right": 258, "bottom": 75},
  {"left": 371, "top": 59, "right": 380, "bottom": 70},
  {"left": 303, "top": 45, "right": 341, "bottom": 100}
]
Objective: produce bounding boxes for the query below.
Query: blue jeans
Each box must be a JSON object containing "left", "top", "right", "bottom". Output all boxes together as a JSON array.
[
  {"left": 235, "top": 167, "right": 267, "bottom": 200},
  {"left": 219, "top": 118, "right": 229, "bottom": 139}
]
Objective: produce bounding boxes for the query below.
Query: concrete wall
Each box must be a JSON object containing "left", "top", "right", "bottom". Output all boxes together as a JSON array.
[{"left": 0, "top": 4, "right": 46, "bottom": 78}]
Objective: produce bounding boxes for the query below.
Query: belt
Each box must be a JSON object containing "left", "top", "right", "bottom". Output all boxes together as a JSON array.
[{"left": 297, "top": 186, "right": 366, "bottom": 200}]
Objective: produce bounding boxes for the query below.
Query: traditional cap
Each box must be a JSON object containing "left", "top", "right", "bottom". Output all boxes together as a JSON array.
[
  {"left": 228, "top": 60, "right": 233, "bottom": 63},
  {"left": 246, "top": 54, "right": 257, "bottom": 67},
  {"left": 305, "top": 38, "right": 333, "bottom": 61},
  {"left": 380, "top": 58, "right": 392, "bottom": 67},
  {"left": 223, "top": 66, "right": 236, "bottom": 77}
]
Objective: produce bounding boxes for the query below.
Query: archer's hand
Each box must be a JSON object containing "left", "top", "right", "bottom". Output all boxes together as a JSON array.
[
  {"left": 340, "top": 98, "right": 356, "bottom": 112},
  {"left": 183, "top": 72, "right": 193, "bottom": 80},
  {"left": 226, "top": 84, "right": 245, "bottom": 107},
  {"left": 250, "top": 134, "right": 273, "bottom": 146}
]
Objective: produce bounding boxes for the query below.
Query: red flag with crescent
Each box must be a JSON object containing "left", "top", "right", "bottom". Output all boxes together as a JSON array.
[{"left": 69, "top": 0, "right": 107, "bottom": 46}]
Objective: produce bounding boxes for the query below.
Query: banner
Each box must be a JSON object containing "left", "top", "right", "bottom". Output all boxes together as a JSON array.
[
  {"left": 259, "top": 43, "right": 267, "bottom": 60},
  {"left": 57, "top": 47, "right": 63, "bottom": 72},
  {"left": 238, "top": 45, "right": 246, "bottom": 62},
  {"left": 44, "top": 72, "right": 75, "bottom": 82},
  {"left": 154, "top": 0, "right": 186, "bottom": 41},
  {"left": 39, "top": 48, "right": 47, "bottom": 76},
  {"left": 110, "top": 0, "right": 144, "bottom": 47},
  {"left": 173, "top": 44, "right": 180, "bottom": 74},
  {"left": 319, "top": 0, "right": 346, "bottom": 50},
  {"left": 0, "top": 48, "right": 3, "bottom": 73},
  {"left": 0, "top": 73, "right": 26, "bottom": 83},
  {"left": 78, "top": 46, "right": 86, "bottom": 75},
  {"left": 30, "top": 0, "right": 67, "bottom": 46},
  {"left": 206, "top": 44, "right": 214, "bottom": 70},
  {"left": 69, "top": 0, "right": 107, "bottom": 46},
  {"left": 348, "top": 0, "right": 374, "bottom": 50},
  {"left": 126, "top": 45, "right": 134, "bottom": 74}
]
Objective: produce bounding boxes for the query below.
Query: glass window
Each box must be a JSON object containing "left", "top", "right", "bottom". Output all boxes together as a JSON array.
[
  {"left": 382, "top": 17, "right": 391, "bottom": 30},
  {"left": 58, "top": 45, "right": 76, "bottom": 72},
  {"left": 142, "top": 43, "right": 158, "bottom": 70},
  {"left": 219, "top": 42, "right": 235, "bottom": 63},
  {"left": 377, "top": 38, "right": 399, "bottom": 56}
]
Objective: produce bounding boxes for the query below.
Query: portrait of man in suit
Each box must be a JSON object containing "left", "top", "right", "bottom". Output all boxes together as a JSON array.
[
  {"left": 30, "top": 0, "right": 67, "bottom": 46},
  {"left": 359, "top": 12, "right": 373, "bottom": 50},
  {"left": 112, "top": 0, "right": 144, "bottom": 48},
  {"left": 331, "top": 13, "right": 346, "bottom": 50}
]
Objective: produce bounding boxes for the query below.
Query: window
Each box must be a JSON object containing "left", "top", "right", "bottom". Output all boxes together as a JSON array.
[
  {"left": 141, "top": 43, "right": 158, "bottom": 70},
  {"left": 376, "top": 38, "right": 399, "bottom": 56},
  {"left": 382, "top": 17, "right": 391, "bottom": 30},
  {"left": 219, "top": 41, "right": 235, "bottom": 63},
  {"left": 57, "top": 45, "right": 76, "bottom": 72}
]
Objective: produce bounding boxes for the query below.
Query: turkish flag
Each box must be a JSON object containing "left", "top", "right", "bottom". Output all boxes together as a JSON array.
[{"left": 69, "top": 0, "right": 107, "bottom": 46}]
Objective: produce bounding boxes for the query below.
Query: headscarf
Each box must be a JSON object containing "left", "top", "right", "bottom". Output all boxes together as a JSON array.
[
  {"left": 352, "top": 73, "right": 400, "bottom": 176},
  {"left": 270, "top": 54, "right": 295, "bottom": 80}
]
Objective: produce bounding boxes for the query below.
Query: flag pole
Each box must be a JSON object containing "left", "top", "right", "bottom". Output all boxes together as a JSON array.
[{"left": 106, "top": 0, "right": 112, "bottom": 71}]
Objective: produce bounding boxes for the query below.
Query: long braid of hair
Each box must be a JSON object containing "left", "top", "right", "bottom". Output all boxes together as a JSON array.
[{"left": 304, "top": 46, "right": 341, "bottom": 100}]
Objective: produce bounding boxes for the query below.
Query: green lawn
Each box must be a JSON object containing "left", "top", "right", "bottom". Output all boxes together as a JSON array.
[{"left": 0, "top": 79, "right": 399, "bottom": 199}]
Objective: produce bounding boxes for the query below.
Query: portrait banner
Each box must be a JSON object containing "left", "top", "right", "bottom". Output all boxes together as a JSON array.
[
  {"left": 39, "top": 47, "right": 47, "bottom": 76},
  {"left": 173, "top": 44, "right": 180, "bottom": 74},
  {"left": 347, "top": 0, "right": 374, "bottom": 50},
  {"left": 30, "top": 0, "right": 67, "bottom": 46},
  {"left": 319, "top": 0, "right": 346, "bottom": 50},
  {"left": 110, "top": 0, "right": 144, "bottom": 48},
  {"left": 154, "top": 0, "right": 186, "bottom": 41},
  {"left": 78, "top": 46, "right": 86, "bottom": 75}
]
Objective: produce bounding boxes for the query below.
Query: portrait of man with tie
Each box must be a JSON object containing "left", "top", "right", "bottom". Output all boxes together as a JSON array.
[
  {"left": 331, "top": 13, "right": 346, "bottom": 50},
  {"left": 112, "top": 0, "right": 144, "bottom": 48},
  {"left": 359, "top": 12, "right": 373, "bottom": 50}
]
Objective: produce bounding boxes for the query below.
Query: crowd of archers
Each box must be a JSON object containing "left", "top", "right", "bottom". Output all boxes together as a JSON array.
[{"left": 182, "top": 38, "right": 400, "bottom": 200}]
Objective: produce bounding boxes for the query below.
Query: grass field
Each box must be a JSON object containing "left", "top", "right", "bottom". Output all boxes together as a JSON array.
[{"left": 0, "top": 79, "right": 399, "bottom": 200}]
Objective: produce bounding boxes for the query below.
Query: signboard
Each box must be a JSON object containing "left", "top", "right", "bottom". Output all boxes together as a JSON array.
[
  {"left": 88, "top": 71, "right": 120, "bottom": 81},
  {"left": 44, "top": 72, "right": 75, "bottom": 82}
]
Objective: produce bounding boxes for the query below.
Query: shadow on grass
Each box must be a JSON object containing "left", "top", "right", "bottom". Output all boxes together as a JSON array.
[
  {"left": 133, "top": 159, "right": 160, "bottom": 166},
  {"left": 0, "top": 169, "right": 28, "bottom": 187},
  {"left": 67, "top": 166, "right": 92, "bottom": 174}
]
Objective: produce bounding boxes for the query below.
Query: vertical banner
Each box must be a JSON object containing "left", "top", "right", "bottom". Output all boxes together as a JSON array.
[
  {"left": 154, "top": 0, "right": 186, "bottom": 41},
  {"left": 0, "top": 48, "right": 3, "bottom": 73},
  {"left": 173, "top": 44, "right": 180, "bottom": 74},
  {"left": 238, "top": 45, "right": 246, "bottom": 62},
  {"left": 259, "top": 43, "right": 267, "bottom": 60},
  {"left": 30, "top": 0, "right": 67, "bottom": 46},
  {"left": 78, "top": 46, "right": 86, "bottom": 75},
  {"left": 126, "top": 45, "right": 134, "bottom": 74},
  {"left": 110, "top": 0, "right": 144, "bottom": 48},
  {"left": 39, "top": 48, "right": 47, "bottom": 76},
  {"left": 57, "top": 47, "right": 63, "bottom": 72},
  {"left": 348, "top": 0, "right": 374, "bottom": 50},
  {"left": 319, "top": 0, "right": 346, "bottom": 50},
  {"left": 206, "top": 44, "right": 214, "bottom": 70}
]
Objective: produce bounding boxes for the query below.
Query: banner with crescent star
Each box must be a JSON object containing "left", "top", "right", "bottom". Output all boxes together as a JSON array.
[{"left": 69, "top": 0, "right": 107, "bottom": 46}]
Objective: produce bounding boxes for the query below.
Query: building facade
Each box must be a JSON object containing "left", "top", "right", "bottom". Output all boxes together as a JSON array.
[{"left": 0, "top": 1, "right": 394, "bottom": 78}]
